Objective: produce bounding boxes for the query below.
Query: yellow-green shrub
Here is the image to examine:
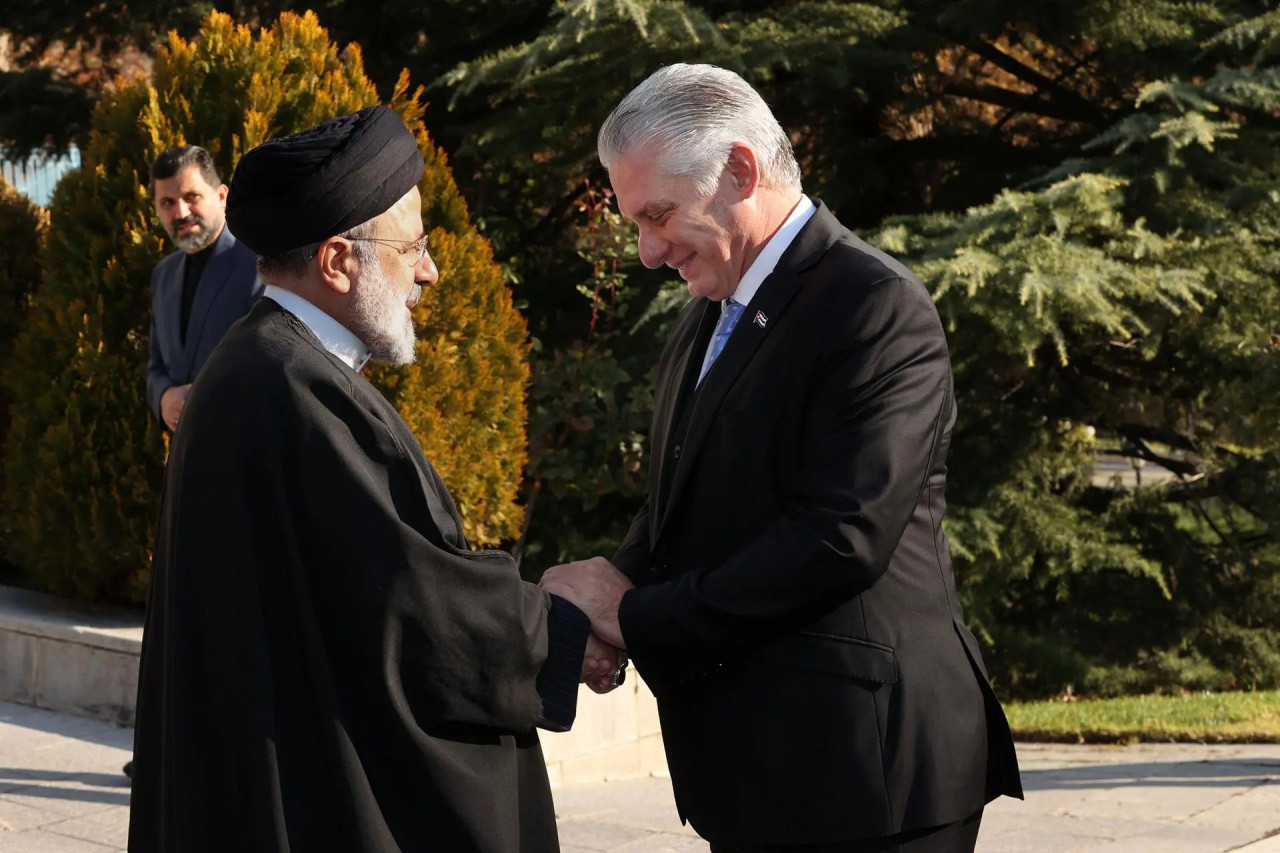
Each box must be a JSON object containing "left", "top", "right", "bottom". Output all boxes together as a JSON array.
[
  {"left": 2, "top": 11, "right": 528, "bottom": 603},
  {"left": 0, "top": 176, "right": 48, "bottom": 567}
]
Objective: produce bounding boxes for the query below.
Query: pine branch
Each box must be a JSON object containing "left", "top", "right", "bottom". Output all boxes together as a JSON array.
[
  {"left": 992, "top": 44, "right": 1100, "bottom": 133},
  {"left": 960, "top": 38, "right": 1115, "bottom": 127},
  {"left": 941, "top": 81, "right": 1101, "bottom": 124}
]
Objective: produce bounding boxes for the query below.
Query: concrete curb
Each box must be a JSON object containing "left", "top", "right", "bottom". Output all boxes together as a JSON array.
[{"left": 0, "top": 586, "right": 142, "bottom": 727}]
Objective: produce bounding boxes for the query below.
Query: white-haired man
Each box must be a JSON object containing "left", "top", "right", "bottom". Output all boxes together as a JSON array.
[{"left": 543, "top": 64, "right": 1024, "bottom": 852}]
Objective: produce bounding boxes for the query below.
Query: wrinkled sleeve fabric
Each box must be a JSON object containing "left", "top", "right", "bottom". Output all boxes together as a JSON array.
[{"left": 286, "top": 371, "right": 584, "bottom": 734}]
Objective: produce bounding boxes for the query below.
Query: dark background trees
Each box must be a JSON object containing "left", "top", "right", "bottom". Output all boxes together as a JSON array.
[{"left": 2, "top": 0, "right": 1277, "bottom": 697}]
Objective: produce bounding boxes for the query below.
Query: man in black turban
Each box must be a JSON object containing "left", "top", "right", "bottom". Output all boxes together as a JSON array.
[{"left": 128, "top": 106, "right": 592, "bottom": 853}]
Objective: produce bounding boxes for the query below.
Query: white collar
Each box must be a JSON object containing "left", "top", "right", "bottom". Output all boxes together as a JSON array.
[
  {"left": 263, "top": 285, "right": 370, "bottom": 372},
  {"left": 730, "top": 195, "right": 817, "bottom": 309}
]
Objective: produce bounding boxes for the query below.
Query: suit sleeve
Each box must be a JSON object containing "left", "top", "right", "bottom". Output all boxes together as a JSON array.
[
  {"left": 292, "top": 377, "right": 585, "bottom": 733},
  {"left": 535, "top": 595, "right": 591, "bottom": 731},
  {"left": 619, "top": 276, "right": 952, "bottom": 676},
  {"left": 145, "top": 267, "right": 173, "bottom": 425},
  {"left": 611, "top": 500, "right": 653, "bottom": 586}
]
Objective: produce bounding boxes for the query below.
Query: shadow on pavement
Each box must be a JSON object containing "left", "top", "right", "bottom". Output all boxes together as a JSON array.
[
  {"left": 0, "top": 767, "right": 131, "bottom": 806},
  {"left": 1023, "top": 759, "right": 1280, "bottom": 791}
]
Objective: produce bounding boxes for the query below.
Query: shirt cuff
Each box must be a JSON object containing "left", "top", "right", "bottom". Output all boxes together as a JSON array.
[{"left": 534, "top": 594, "right": 591, "bottom": 732}]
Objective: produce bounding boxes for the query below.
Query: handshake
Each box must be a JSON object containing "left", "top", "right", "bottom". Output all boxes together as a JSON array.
[{"left": 540, "top": 556, "right": 635, "bottom": 695}]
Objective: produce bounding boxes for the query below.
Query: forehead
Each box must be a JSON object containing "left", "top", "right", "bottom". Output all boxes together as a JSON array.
[
  {"left": 379, "top": 186, "right": 424, "bottom": 236},
  {"left": 608, "top": 149, "right": 693, "bottom": 221},
  {"left": 153, "top": 166, "right": 217, "bottom": 199}
]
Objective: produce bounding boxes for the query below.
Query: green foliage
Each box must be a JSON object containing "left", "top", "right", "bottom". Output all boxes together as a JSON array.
[
  {"left": 2, "top": 11, "right": 528, "bottom": 604},
  {"left": 875, "top": 174, "right": 1207, "bottom": 366},
  {"left": 0, "top": 177, "right": 47, "bottom": 573},
  {"left": 869, "top": 9, "right": 1280, "bottom": 698},
  {"left": 514, "top": 183, "right": 687, "bottom": 575}
]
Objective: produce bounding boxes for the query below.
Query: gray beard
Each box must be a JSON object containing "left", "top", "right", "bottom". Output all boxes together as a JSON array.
[
  {"left": 349, "top": 264, "right": 419, "bottom": 366},
  {"left": 171, "top": 216, "right": 221, "bottom": 254}
]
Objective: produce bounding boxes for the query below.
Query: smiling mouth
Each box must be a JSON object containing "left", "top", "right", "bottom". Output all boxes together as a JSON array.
[
  {"left": 671, "top": 253, "right": 695, "bottom": 274},
  {"left": 406, "top": 285, "right": 423, "bottom": 309}
]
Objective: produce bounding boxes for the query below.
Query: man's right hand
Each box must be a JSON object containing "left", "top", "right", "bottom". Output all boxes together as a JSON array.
[
  {"left": 160, "top": 384, "right": 192, "bottom": 432},
  {"left": 540, "top": 556, "right": 634, "bottom": 648}
]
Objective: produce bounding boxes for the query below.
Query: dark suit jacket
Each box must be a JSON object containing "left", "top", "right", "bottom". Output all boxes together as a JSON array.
[
  {"left": 146, "top": 225, "right": 261, "bottom": 425},
  {"left": 614, "top": 202, "right": 1023, "bottom": 847}
]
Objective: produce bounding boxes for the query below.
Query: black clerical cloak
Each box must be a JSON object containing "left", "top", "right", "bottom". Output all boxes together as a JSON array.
[{"left": 129, "top": 299, "right": 565, "bottom": 852}]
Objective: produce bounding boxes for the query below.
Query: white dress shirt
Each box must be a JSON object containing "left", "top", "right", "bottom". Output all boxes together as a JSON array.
[
  {"left": 264, "top": 285, "right": 370, "bottom": 372},
  {"left": 697, "top": 195, "right": 817, "bottom": 382}
]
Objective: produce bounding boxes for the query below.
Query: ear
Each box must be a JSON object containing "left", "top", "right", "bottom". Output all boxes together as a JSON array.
[
  {"left": 725, "top": 143, "right": 761, "bottom": 200},
  {"left": 316, "top": 237, "right": 358, "bottom": 295},
  {"left": 216, "top": 183, "right": 229, "bottom": 204}
]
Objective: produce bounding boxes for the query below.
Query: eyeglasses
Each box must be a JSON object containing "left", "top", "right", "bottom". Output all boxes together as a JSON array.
[{"left": 348, "top": 234, "right": 430, "bottom": 266}]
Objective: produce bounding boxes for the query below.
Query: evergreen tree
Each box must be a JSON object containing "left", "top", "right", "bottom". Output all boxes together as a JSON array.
[
  {"left": 2, "top": 11, "right": 528, "bottom": 603},
  {"left": 869, "top": 8, "right": 1280, "bottom": 696},
  {"left": 0, "top": 176, "right": 46, "bottom": 576}
]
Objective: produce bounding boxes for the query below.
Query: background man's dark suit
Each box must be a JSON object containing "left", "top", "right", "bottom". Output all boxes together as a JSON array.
[
  {"left": 613, "top": 202, "right": 1023, "bottom": 847},
  {"left": 145, "top": 225, "right": 261, "bottom": 425}
]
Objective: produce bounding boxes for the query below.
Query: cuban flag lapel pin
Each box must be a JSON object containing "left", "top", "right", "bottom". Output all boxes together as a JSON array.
[{"left": 753, "top": 310, "right": 768, "bottom": 328}]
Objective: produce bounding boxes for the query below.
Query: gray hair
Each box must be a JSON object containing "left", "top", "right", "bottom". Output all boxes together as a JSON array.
[
  {"left": 598, "top": 63, "right": 802, "bottom": 196},
  {"left": 257, "top": 220, "right": 378, "bottom": 282}
]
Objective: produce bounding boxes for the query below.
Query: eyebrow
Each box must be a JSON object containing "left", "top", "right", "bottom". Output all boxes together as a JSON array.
[
  {"left": 156, "top": 190, "right": 202, "bottom": 203},
  {"left": 636, "top": 201, "right": 677, "bottom": 221}
]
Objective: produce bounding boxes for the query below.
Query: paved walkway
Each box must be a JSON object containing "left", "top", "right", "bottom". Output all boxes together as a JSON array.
[{"left": 2, "top": 700, "right": 1278, "bottom": 852}]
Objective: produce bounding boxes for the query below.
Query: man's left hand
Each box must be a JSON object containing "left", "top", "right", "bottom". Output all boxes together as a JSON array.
[{"left": 541, "top": 556, "right": 633, "bottom": 649}]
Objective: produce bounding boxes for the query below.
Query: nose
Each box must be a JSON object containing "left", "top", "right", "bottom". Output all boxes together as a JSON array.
[
  {"left": 636, "top": 226, "right": 668, "bottom": 270},
  {"left": 415, "top": 249, "right": 440, "bottom": 288}
]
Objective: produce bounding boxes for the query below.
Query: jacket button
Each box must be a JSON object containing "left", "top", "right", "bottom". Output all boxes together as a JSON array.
[{"left": 673, "top": 444, "right": 681, "bottom": 459}]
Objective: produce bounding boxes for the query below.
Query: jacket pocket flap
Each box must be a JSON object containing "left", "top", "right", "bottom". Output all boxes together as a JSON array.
[{"left": 751, "top": 631, "right": 899, "bottom": 684}]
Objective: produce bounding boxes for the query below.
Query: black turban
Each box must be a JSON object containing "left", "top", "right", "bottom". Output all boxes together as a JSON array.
[{"left": 226, "top": 105, "right": 423, "bottom": 256}]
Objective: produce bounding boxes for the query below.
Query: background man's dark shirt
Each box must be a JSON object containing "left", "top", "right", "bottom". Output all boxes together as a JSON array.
[{"left": 179, "top": 242, "right": 214, "bottom": 345}]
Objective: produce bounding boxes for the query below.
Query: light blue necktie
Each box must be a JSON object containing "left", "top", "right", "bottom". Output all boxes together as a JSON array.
[{"left": 698, "top": 298, "right": 746, "bottom": 385}]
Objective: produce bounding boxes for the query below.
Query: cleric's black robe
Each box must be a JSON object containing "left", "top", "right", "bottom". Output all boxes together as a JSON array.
[{"left": 129, "top": 299, "right": 579, "bottom": 852}]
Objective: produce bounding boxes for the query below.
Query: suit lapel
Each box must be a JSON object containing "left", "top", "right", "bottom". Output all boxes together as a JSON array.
[
  {"left": 653, "top": 201, "right": 846, "bottom": 544},
  {"left": 177, "top": 227, "right": 237, "bottom": 377},
  {"left": 649, "top": 300, "right": 718, "bottom": 540}
]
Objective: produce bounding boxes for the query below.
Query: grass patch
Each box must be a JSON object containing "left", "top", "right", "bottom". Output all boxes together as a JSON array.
[{"left": 1005, "top": 690, "right": 1280, "bottom": 744}]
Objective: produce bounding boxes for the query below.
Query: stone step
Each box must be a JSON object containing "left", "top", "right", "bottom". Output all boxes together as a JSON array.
[{"left": 0, "top": 585, "right": 142, "bottom": 727}]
